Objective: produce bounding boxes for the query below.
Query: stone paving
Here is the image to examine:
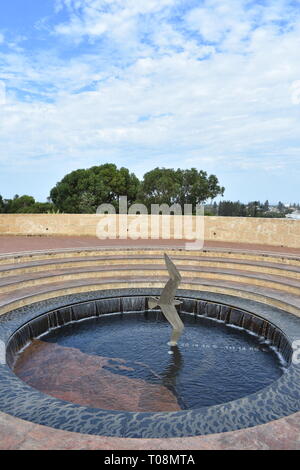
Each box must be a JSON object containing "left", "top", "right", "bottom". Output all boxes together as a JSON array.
[
  {"left": 0, "top": 408, "right": 299, "bottom": 450},
  {"left": 0, "top": 235, "right": 300, "bottom": 256}
]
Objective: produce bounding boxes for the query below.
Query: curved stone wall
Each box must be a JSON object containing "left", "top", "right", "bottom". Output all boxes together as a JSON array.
[{"left": 6, "top": 295, "right": 293, "bottom": 369}]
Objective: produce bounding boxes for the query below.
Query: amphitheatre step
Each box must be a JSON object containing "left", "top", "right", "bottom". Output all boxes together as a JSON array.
[
  {"left": 0, "top": 275, "right": 299, "bottom": 318},
  {"left": 0, "top": 247, "right": 300, "bottom": 268},
  {"left": 0, "top": 265, "right": 299, "bottom": 296},
  {"left": 1, "top": 261, "right": 300, "bottom": 282},
  {"left": 0, "top": 253, "right": 300, "bottom": 280},
  {"left": 0, "top": 246, "right": 298, "bottom": 324}
]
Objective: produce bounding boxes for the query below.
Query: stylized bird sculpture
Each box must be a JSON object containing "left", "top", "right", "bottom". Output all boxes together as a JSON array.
[{"left": 148, "top": 253, "right": 184, "bottom": 346}]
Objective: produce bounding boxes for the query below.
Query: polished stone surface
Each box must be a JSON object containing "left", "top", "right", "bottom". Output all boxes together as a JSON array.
[{"left": 14, "top": 340, "right": 181, "bottom": 412}]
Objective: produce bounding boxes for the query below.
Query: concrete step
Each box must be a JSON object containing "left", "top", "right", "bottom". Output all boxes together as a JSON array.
[
  {"left": 0, "top": 265, "right": 299, "bottom": 296},
  {"left": 0, "top": 247, "right": 298, "bottom": 324},
  {"left": 0, "top": 253, "right": 300, "bottom": 280},
  {"left": 0, "top": 274, "right": 299, "bottom": 318},
  {"left": 0, "top": 247, "right": 300, "bottom": 268}
]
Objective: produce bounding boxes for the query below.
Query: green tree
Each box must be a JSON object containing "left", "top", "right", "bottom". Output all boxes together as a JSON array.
[
  {"left": 139, "top": 167, "right": 224, "bottom": 210},
  {"left": 212, "top": 201, "right": 218, "bottom": 215},
  {"left": 262, "top": 200, "right": 270, "bottom": 212},
  {"left": 0, "top": 195, "right": 4, "bottom": 213},
  {"left": 6, "top": 195, "right": 36, "bottom": 213},
  {"left": 1, "top": 195, "right": 54, "bottom": 213},
  {"left": 277, "top": 201, "right": 285, "bottom": 214},
  {"left": 20, "top": 202, "right": 54, "bottom": 213},
  {"left": 50, "top": 164, "right": 140, "bottom": 213},
  {"left": 218, "top": 201, "right": 233, "bottom": 216},
  {"left": 138, "top": 168, "right": 182, "bottom": 208},
  {"left": 218, "top": 201, "right": 247, "bottom": 217},
  {"left": 247, "top": 201, "right": 261, "bottom": 217},
  {"left": 78, "top": 191, "right": 97, "bottom": 214},
  {"left": 177, "top": 169, "right": 224, "bottom": 207}
]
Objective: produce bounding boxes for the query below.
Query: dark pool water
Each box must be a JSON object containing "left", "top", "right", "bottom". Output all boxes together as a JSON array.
[{"left": 22, "top": 310, "right": 284, "bottom": 410}]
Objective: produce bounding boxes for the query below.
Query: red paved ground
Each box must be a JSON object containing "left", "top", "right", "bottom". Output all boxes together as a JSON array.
[{"left": 0, "top": 235, "right": 299, "bottom": 255}]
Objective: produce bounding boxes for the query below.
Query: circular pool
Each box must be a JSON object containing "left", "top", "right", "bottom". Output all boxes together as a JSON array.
[{"left": 1, "top": 289, "right": 300, "bottom": 438}]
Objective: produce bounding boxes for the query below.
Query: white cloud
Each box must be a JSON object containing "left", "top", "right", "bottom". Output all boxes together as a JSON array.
[
  {"left": 185, "top": 0, "right": 254, "bottom": 45},
  {"left": 1, "top": 0, "right": 300, "bottom": 200},
  {"left": 290, "top": 80, "right": 300, "bottom": 104},
  {"left": 0, "top": 81, "right": 6, "bottom": 105},
  {"left": 54, "top": 0, "right": 176, "bottom": 43}
]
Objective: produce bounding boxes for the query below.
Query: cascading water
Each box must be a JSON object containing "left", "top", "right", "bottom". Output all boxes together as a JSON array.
[{"left": 7, "top": 296, "right": 292, "bottom": 413}]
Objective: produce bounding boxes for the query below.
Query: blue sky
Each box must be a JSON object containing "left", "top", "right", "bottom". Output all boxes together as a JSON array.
[{"left": 0, "top": 0, "right": 300, "bottom": 203}]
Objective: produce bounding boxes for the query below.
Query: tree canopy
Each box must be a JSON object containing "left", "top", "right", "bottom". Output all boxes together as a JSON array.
[
  {"left": 2, "top": 164, "right": 226, "bottom": 214},
  {"left": 0, "top": 195, "right": 53, "bottom": 214},
  {"left": 2, "top": 164, "right": 298, "bottom": 217},
  {"left": 138, "top": 167, "right": 224, "bottom": 210},
  {"left": 50, "top": 164, "right": 140, "bottom": 213},
  {"left": 50, "top": 164, "right": 224, "bottom": 214},
  {"left": 215, "top": 200, "right": 292, "bottom": 218}
]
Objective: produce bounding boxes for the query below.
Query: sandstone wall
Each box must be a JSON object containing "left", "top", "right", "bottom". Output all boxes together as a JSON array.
[{"left": 0, "top": 214, "right": 299, "bottom": 248}]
